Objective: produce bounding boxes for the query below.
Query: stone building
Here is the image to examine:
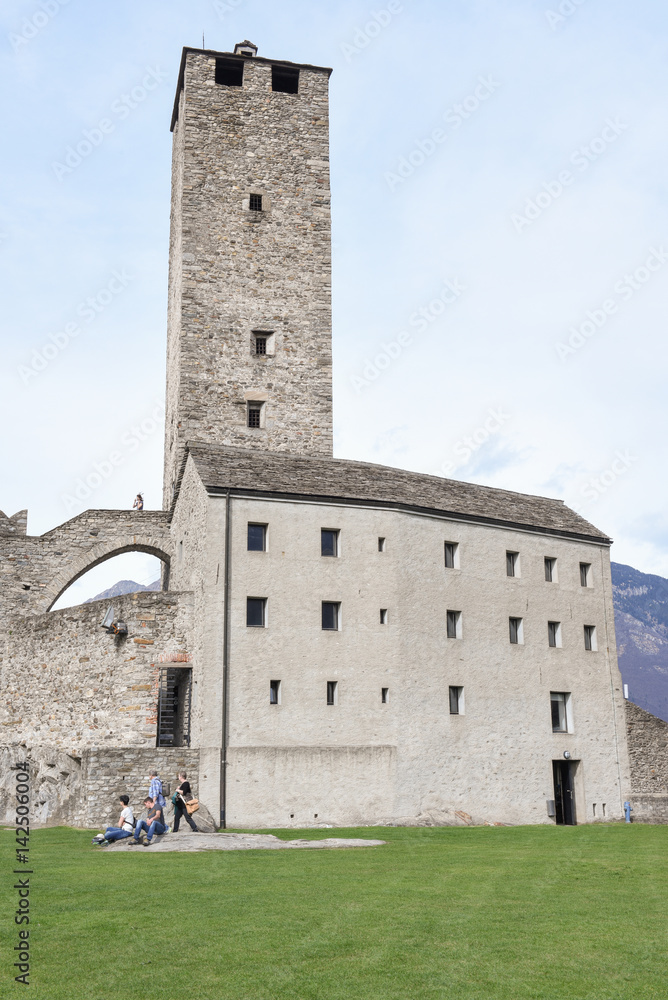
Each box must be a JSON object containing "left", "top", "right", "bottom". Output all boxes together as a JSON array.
[{"left": 1, "top": 41, "right": 667, "bottom": 830}]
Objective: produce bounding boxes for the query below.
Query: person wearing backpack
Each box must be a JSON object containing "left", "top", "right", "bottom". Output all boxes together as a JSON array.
[
  {"left": 172, "top": 771, "right": 199, "bottom": 832},
  {"left": 148, "top": 770, "right": 166, "bottom": 810}
]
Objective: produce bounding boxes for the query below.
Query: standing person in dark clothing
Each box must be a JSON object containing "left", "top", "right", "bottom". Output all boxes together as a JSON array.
[
  {"left": 172, "top": 771, "right": 199, "bottom": 832},
  {"left": 132, "top": 493, "right": 144, "bottom": 511}
]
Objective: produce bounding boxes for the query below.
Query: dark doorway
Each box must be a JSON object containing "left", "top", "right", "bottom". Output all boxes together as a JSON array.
[
  {"left": 157, "top": 667, "right": 192, "bottom": 747},
  {"left": 553, "top": 760, "right": 577, "bottom": 825}
]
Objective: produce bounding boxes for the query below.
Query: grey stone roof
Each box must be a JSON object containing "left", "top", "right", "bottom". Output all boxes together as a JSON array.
[{"left": 185, "top": 443, "right": 610, "bottom": 543}]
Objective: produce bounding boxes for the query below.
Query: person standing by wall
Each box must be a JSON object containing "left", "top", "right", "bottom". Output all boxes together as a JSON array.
[
  {"left": 148, "top": 770, "right": 166, "bottom": 810},
  {"left": 172, "top": 771, "right": 199, "bottom": 833}
]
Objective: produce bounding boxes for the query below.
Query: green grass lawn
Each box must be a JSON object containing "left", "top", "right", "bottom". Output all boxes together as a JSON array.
[{"left": 2, "top": 823, "right": 667, "bottom": 998}]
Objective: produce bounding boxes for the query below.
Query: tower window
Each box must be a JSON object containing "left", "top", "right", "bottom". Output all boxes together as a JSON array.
[
  {"left": 247, "top": 523, "right": 267, "bottom": 551},
  {"left": 322, "top": 601, "right": 340, "bottom": 630},
  {"left": 551, "top": 691, "right": 572, "bottom": 733},
  {"left": 249, "top": 193, "right": 263, "bottom": 211},
  {"left": 326, "top": 680, "right": 338, "bottom": 705},
  {"left": 544, "top": 557, "right": 557, "bottom": 582},
  {"left": 215, "top": 57, "right": 244, "bottom": 87},
  {"left": 509, "top": 617, "right": 524, "bottom": 644},
  {"left": 378, "top": 537, "right": 386, "bottom": 552},
  {"left": 380, "top": 608, "right": 388, "bottom": 625},
  {"left": 548, "top": 621, "right": 562, "bottom": 648},
  {"left": 255, "top": 337, "right": 267, "bottom": 355},
  {"left": 580, "top": 562, "right": 591, "bottom": 587},
  {"left": 449, "top": 686, "right": 464, "bottom": 715},
  {"left": 584, "top": 625, "right": 597, "bottom": 651},
  {"left": 381, "top": 687, "right": 389, "bottom": 704},
  {"left": 444, "top": 542, "right": 459, "bottom": 569},
  {"left": 247, "top": 598, "right": 267, "bottom": 628},
  {"left": 506, "top": 551, "right": 519, "bottom": 577},
  {"left": 270, "top": 680, "right": 281, "bottom": 705},
  {"left": 272, "top": 65, "right": 299, "bottom": 94},
  {"left": 446, "top": 610, "right": 462, "bottom": 639},
  {"left": 247, "top": 402, "right": 264, "bottom": 428},
  {"left": 321, "top": 529, "right": 339, "bottom": 557}
]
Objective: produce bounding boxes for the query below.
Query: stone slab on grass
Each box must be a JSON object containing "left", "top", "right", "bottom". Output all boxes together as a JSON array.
[{"left": 101, "top": 832, "right": 385, "bottom": 853}]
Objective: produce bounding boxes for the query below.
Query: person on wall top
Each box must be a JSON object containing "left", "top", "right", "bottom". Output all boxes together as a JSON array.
[{"left": 132, "top": 493, "right": 144, "bottom": 511}]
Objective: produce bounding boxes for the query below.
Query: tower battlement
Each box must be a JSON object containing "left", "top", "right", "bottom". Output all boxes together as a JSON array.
[{"left": 163, "top": 44, "right": 334, "bottom": 506}]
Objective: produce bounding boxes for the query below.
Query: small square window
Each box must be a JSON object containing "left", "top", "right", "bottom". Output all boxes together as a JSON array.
[
  {"left": 548, "top": 621, "right": 562, "bottom": 648},
  {"left": 252, "top": 331, "right": 274, "bottom": 356},
  {"left": 506, "top": 551, "right": 519, "bottom": 577},
  {"left": 378, "top": 537, "right": 386, "bottom": 552},
  {"left": 322, "top": 601, "right": 340, "bottom": 631},
  {"left": 446, "top": 610, "right": 462, "bottom": 639},
  {"left": 272, "top": 65, "right": 299, "bottom": 94},
  {"left": 247, "top": 597, "right": 266, "bottom": 628},
  {"left": 551, "top": 691, "right": 571, "bottom": 733},
  {"left": 321, "top": 529, "right": 339, "bottom": 557},
  {"left": 381, "top": 687, "right": 389, "bottom": 704},
  {"left": 449, "top": 686, "right": 464, "bottom": 715},
  {"left": 584, "top": 625, "right": 597, "bottom": 651},
  {"left": 444, "top": 542, "right": 459, "bottom": 569},
  {"left": 326, "top": 680, "right": 338, "bottom": 705},
  {"left": 509, "top": 617, "right": 523, "bottom": 644},
  {"left": 380, "top": 608, "right": 388, "bottom": 625},
  {"left": 580, "top": 562, "right": 591, "bottom": 587},
  {"left": 247, "top": 523, "right": 266, "bottom": 551},
  {"left": 247, "top": 402, "right": 263, "bottom": 428},
  {"left": 545, "top": 557, "right": 557, "bottom": 583},
  {"left": 269, "top": 680, "right": 281, "bottom": 705},
  {"left": 249, "top": 193, "right": 263, "bottom": 211},
  {"left": 255, "top": 337, "right": 267, "bottom": 355},
  {"left": 215, "top": 57, "right": 244, "bottom": 87}
]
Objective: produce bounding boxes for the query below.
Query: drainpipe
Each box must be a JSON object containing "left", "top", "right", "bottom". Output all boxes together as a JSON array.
[{"left": 220, "top": 490, "right": 232, "bottom": 828}]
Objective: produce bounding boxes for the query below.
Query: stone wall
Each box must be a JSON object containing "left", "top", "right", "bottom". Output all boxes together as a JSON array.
[
  {"left": 163, "top": 47, "right": 334, "bottom": 502},
  {"left": 0, "top": 590, "right": 193, "bottom": 751},
  {"left": 625, "top": 700, "right": 668, "bottom": 822},
  {"left": 0, "top": 508, "right": 172, "bottom": 619}
]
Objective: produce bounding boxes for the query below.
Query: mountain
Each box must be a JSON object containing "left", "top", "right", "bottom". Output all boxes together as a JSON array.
[
  {"left": 84, "top": 579, "right": 161, "bottom": 603},
  {"left": 612, "top": 562, "right": 668, "bottom": 723}
]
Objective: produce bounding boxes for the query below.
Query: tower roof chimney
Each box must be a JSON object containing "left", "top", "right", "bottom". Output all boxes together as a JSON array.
[{"left": 234, "top": 40, "right": 258, "bottom": 57}]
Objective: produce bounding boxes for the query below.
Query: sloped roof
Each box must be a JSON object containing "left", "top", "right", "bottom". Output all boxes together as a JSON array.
[{"left": 184, "top": 443, "right": 610, "bottom": 544}]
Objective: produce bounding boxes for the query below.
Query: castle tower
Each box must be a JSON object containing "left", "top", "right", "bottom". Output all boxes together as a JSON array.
[{"left": 163, "top": 42, "right": 334, "bottom": 505}]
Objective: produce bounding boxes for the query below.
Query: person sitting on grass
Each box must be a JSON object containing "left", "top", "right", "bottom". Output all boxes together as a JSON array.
[
  {"left": 93, "top": 795, "right": 134, "bottom": 845},
  {"left": 132, "top": 796, "right": 167, "bottom": 847}
]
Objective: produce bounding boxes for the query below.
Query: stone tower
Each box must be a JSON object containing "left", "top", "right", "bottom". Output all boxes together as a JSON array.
[{"left": 163, "top": 42, "right": 334, "bottom": 506}]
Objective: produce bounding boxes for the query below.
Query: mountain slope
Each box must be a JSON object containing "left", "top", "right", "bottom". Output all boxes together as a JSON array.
[
  {"left": 84, "top": 579, "right": 161, "bottom": 603},
  {"left": 612, "top": 562, "right": 668, "bottom": 723}
]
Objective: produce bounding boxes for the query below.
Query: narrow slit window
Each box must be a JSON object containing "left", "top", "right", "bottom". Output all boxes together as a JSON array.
[
  {"left": 272, "top": 65, "right": 299, "bottom": 93},
  {"left": 544, "top": 557, "right": 556, "bottom": 582},
  {"left": 580, "top": 562, "right": 591, "bottom": 587},
  {"left": 322, "top": 601, "right": 340, "bottom": 631},
  {"left": 255, "top": 336, "right": 267, "bottom": 355},
  {"left": 269, "top": 680, "right": 281, "bottom": 704},
  {"left": 321, "top": 529, "right": 339, "bottom": 557},
  {"left": 247, "top": 523, "right": 267, "bottom": 551},
  {"left": 247, "top": 403, "right": 263, "bottom": 428},
  {"left": 449, "top": 686, "right": 463, "bottom": 715},
  {"left": 380, "top": 608, "right": 388, "bottom": 625},
  {"left": 381, "top": 687, "right": 389, "bottom": 704},
  {"left": 550, "top": 691, "right": 570, "bottom": 733},
  {"left": 326, "top": 680, "right": 338, "bottom": 705},
  {"left": 506, "top": 551, "right": 519, "bottom": 577},
  {"left": 215, "top": 57, "right": 244, "bottom": 87},
  {"left": 378, "top": 537, "right": 386, "bottom": 552},
  {"left": 249, "top": 193, "right": 263, "bottom": 211},
  {"left": 584, "top": 625, "right": 597, "bottom": 651},
  {"left": 548, "top": 621, "right": 562, "bottom": 648}
]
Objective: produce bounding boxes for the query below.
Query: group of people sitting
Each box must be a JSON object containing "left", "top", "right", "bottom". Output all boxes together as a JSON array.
[{"left": 92, "top": 770, "right": 199, "bottom": 847}]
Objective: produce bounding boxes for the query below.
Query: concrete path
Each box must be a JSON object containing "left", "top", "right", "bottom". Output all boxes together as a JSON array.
[{"left": 102, "top": 832, "right": 386, "bottom": 853}]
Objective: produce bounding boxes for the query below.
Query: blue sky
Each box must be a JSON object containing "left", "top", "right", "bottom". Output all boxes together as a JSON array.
[{"left": 1, "top": 0, "right": 668, "bottom": 604}]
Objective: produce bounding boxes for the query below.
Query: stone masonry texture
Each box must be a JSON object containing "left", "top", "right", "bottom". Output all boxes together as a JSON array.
[{"left": 163, "top": 47, "right": 334, "bottom": 505}]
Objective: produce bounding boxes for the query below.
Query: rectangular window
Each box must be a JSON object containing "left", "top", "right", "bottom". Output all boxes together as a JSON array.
[
  {"left": 157, "top": 667, "right": 192, "bottom": 747},
  {"left": 322, "top": 601, "right": 340, "bottom": 631},
  {"left": 584, "top": 625, "right": 597, "bottom": 651},
  {"left": 321, "top": 529, "right": 339, "bottom": 557},
  {"left": 249, "top": 193, "right": 263, "bottom": 211},
  {"left": 272, "top": 65, "right": 299, "bottom": 93},
  {"left": 544, "top": 557, "right": 557, "bottom": 582},
  {"left": 378, "top": 536, "right": 386, "bottom": 552},
  {"left": 580, "top": 562, "right": 591, "bottom": 587},
  {"left": 509, "top": 617, "right": 523, "bottom": 644},
  {"left": 551, "top": 691, "right": 571, "bottom": 733},
  {"left": 215, "top": 57, "right": 244, "bottom": 87},
  {"left": 548, "top": 621, "right": 562, "bottom": 648},
  {"left": 326, "top": 680, "right": 338, "bottom": 705},
  {"left": 506, "top": 551, "right": 519, "bottom": 577},
  {"left": 449, "top": 685, "right": 464, "bottom": 715},
  {"left": 246, "top": 597, "right": 266, "bottom": 628},
  {"left": 255, "top": 336, "right": 267, "bottom": 355},
  {"left": 247, "top": 523, "right": 267, "bottom": 551},
  {"left": 381, "top": 687, "right": 389, "bottom": 704},
  {"left": 446, "top": 610, "right": 462, "bottom": 639},
  {"left": 380, "top": 608, "right": 388, "bottom": 624},
  {"left": 247, "top": 403, "right": 263, "bottom": 428},
  {"left": 444, "top": 542, "right": 459, "bottom": 569},
  {"left": 269, "top": 680, "right": 281, "bottom": 705}
]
